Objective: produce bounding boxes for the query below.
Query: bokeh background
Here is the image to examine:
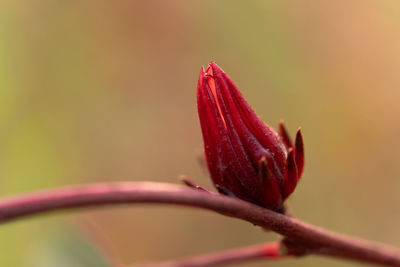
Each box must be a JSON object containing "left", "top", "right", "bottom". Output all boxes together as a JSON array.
[{"left": 1, "top": 1, "right": 400, "bottom": 266}]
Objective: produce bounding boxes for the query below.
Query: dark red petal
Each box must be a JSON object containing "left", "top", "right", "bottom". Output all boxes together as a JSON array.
[
  {"left": 208, "top": 73, "right": 263, "bottom": 201},
  {"left": 279, "top": 121, "right": 293, "bottom": 150},
  {"left": 259, "top": 157, "right": 282, "bottom": 209},
  {"left": 197, "top": 69, "right": 252, "bottom": 197},
  {"left": 210, "top": 62, "right": 287, "bottom": 175},
  {"left": 283, "top": 148, "right": 298, "bottom": 199},
  {"left": 214, "top": 68, "right": 267, "bottom": 163},
  {"left": 197, "top": 69, "right": 225, "bottom": 186},
  {"left": 213, "top": 68, "right": 284, "bottom": 190},
  {"left": 294, "top": 128, "right": 304, "bottom": 178}
]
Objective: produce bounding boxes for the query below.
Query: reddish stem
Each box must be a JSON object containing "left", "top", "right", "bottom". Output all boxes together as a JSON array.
[
  {"left": 137, "top": 242, "right": 282, "bottom": 267},
  {"left": 0, "top": 182, "right": 399, "bottom": 266}
]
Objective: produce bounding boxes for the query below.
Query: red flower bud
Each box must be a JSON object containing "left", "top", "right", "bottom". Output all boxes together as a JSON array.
[{"left": 197, "top": 62, "right": 304, "bottom": 212}]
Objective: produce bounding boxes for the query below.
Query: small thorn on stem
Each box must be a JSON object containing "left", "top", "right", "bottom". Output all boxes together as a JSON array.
[{"left": 180, "top": 176, "right": 210, "bottom": 193}]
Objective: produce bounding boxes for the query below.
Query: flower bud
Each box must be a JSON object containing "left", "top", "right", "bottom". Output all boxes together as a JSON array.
[{"left": 197, "top": 62, "right": 304, "bottom": 212}]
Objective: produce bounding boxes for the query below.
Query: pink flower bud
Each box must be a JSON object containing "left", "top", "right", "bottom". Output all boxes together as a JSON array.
[{"left": 197, "top": 62, "right": 304, "bottom": 212}]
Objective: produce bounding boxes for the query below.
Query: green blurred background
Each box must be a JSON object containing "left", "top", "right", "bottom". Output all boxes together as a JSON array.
[{"left": 1, "top": 1, "right": 400, "bottom": 266}]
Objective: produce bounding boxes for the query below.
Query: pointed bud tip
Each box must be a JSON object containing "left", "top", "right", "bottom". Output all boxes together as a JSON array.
[
  {"left": 209, "top": 61, "right": 224, "bottom": 75},
  {"left": 279, "top": 121, "right": 293, "bottom": 150},
  {"left": 278, "top": 120, "right": 285, "bottom": 132},
  {"left": 295, "top": 128, "right": 304, "bottom": 146},
  {"left": 294, "top": 127, "right": 304, "bottom": 179}
]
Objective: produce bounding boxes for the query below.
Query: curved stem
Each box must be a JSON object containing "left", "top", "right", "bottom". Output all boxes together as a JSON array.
[
  {"left": 136, "top": 242, "right": 282, "bottom": 267},
  {"left": 0, "top": 182, "right": 399, "bottom": 266}
]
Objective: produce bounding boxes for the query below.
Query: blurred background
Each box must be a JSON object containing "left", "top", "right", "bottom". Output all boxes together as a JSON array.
[{"left": 1, "top": 1, "right": 400, "bottom": 266}]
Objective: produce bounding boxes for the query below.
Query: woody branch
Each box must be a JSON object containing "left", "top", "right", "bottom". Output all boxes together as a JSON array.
[{"left": 0, "top": 182, "right": 399, "bottom": 266}]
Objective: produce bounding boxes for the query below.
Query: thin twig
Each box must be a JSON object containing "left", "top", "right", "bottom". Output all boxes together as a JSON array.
[
  {"left": 0, "top": 182, "right": 399, "bottom": 266},
  {"left": 136, "top": 242, "right": 282, "bottom": 267}
]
